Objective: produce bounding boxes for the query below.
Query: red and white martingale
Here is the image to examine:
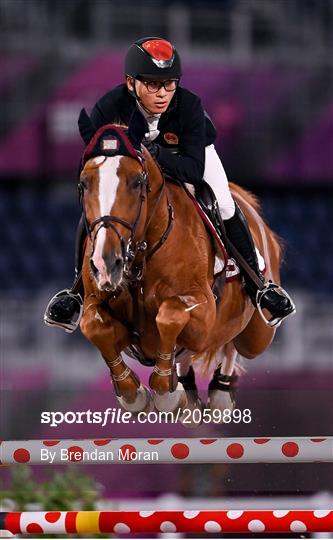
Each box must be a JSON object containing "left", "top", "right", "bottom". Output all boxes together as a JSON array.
[
  {"left": 1, "top": 437, "right": 332, "bottom": 465},
  {"left": 1, "top": 510, "right": 332, "bottom": 535}
]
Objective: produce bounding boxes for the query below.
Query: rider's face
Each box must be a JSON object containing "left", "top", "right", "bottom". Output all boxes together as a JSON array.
[{"left": 127, "top": 78, "right": 176, "bottom": 114}]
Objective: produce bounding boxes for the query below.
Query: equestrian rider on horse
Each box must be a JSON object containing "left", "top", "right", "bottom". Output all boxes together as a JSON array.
[{"left": 44, "top": 37, "right": 295, "bottom": 332}]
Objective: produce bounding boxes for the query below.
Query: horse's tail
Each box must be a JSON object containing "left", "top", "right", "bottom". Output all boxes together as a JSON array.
[
  {"left": 192, "top": 344, "right": 244, "bottom": 376},
  {"left": 192, "top": 349, "right": 218, "bottom": 374},
  {"left": 229, "top": 181, "right": 284, "bottom": 267},
  {"left": 229, "top": 181, "right": 262, "bottom": 212}
]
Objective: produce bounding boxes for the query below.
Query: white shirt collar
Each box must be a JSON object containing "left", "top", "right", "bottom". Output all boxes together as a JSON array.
[{"left": 136, "top": 101, "right": 161, "bottom": 142}]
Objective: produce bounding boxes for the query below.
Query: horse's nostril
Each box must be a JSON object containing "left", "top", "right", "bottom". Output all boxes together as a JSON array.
[{"left": 102, "top": 253, "right": 123, "bottom": 275}]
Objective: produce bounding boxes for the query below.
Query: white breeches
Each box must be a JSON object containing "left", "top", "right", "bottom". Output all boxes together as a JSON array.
[{"left": 203, "top": 144, "right": 235, "bottom": 220}]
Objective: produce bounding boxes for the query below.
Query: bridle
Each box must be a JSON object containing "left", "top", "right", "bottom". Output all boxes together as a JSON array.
[{"left": 79, "top": 150, "right": 174, "bottom": 283}]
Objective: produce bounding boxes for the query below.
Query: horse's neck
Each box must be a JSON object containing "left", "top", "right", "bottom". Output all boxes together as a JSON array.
[
  {"left": 145, "top": 180, "right": 170, "bottom": 245},
  {"left": 144, "top": 161, "right": 211, "bottom": 264}
]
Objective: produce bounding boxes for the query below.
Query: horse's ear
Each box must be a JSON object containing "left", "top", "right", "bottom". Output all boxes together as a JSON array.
[
  {"left": 78, "top": 108, "right": 97, "bottom": 144},
  {"left": 127, "top": 108, "right": 148, "bottom": 150}
]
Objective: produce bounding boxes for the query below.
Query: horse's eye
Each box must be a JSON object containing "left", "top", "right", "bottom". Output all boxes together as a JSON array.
[{"left": 131, "top": 175, "right": 142, "bottom": 189}]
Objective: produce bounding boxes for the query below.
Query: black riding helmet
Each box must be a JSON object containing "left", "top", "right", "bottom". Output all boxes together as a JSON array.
[{"left": 125, "top": 37, "right": 182, "bottom": 81}]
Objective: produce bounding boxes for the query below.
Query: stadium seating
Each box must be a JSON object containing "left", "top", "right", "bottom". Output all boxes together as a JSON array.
[{"left": 1, "top": 187, "right": 331, "bottom": 294}]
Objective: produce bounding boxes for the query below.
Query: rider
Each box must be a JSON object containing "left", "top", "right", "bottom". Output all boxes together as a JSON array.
[{"left": 44, "top": 36, "right": 295, "bottom": 332}]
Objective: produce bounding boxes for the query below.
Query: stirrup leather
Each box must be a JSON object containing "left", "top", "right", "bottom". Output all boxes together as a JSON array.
[
  {"left": 44, "top": 289, "right": 83, "bottom": 333},
  {"left": 256, "top": 282, "right": 296, "bottom": 328}
]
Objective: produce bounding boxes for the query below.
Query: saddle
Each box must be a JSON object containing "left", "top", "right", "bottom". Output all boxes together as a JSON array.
[
  {"left": 179, "top": 180, "right": 242, "bottom": 299},
  {"left": 194, "top": 180, "right": 228, "bottom": 254}
]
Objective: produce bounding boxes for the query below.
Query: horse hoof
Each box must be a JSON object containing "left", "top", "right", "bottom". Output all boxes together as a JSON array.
[
  {"left": 153, "top": 382, "right": 188, "bottom": 413},
  {"left": 207, "top": 389, "right": 235, "bottom": 424},
  {"left": 117, "top": 384, "right": 153, "bottom": 413},
  {"left": 180, "top": 393, "right": 205, "bottom": 429}
]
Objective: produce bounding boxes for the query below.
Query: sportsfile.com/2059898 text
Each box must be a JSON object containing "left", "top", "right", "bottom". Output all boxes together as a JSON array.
[{"left": 40, "top": 408, "right": 252, "bottom": 426}]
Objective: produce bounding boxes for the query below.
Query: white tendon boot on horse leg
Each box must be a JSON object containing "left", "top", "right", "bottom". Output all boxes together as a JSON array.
[
  {"left": 153, "top": 382, "right": 187, "bottom": 413},
  {"left": 177, "top": 351, "right": 204, "bottom": 428},
  {"left": 117, "top": 383, "right": 154, "bottom": 414},
  {"left": 151, "top": 351, "right": 187, "bottom": 412},
  {"left": 117, "top": 384, "right": 154, "bottom": 414},
  {"left": 208, "top": 344, "right": 239, "bottom": 422}
]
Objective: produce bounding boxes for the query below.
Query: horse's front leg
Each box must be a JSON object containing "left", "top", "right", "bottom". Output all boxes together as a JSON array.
[
  {"left": 149, "top": 296, "right": 191, "bottom": 412},
  {"left": 80, "top": 296, "right": 152, "bottom": 413}
]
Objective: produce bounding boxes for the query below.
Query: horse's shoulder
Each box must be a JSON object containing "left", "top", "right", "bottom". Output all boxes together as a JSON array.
[{"left": 166, "top": 182, "right": 198, "bottom": 212}]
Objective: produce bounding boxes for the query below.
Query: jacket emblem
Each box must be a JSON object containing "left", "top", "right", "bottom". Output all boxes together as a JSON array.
[{"left": 164, "top": 132, "right": 179, "bottom": 144}]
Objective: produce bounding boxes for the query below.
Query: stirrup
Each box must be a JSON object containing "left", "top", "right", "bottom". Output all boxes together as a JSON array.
[
  {"left": 44, "top": 289, "right": 83, "bottom": 333},
  {"left": 256, "top": 282, "right": 296, "bottom": 328}
]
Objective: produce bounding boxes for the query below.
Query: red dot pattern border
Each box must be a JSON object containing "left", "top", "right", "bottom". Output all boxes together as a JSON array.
[
  {"left": 1, "top": 510, "right": 332, "bottom": 534},
  {"left": 1, "top": 437, "right": 332, "bottom": 464}
]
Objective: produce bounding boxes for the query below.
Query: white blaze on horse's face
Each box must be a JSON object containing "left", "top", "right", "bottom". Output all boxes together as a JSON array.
[{"left": 91, "top": 155, "right": 123, "bottom": 291}]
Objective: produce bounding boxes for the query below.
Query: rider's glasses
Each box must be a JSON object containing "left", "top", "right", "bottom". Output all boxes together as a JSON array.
[{"left": 141, "top": 79, "right": 179, "bottom": 93}]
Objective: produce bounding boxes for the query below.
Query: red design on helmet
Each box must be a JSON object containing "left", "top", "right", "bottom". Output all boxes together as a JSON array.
[
  {"left": 142, "top": 39, "right": 174, "bottom": 63},
  {"left": 125, "top": 36, "right": 181, "bottom": 81}
]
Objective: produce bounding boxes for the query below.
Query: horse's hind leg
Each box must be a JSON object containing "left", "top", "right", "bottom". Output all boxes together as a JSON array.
[
  {"left": 176, "top": 351, "right": 204, "bottom": 428},
  {"left": 80, "top": 298, "right": 152, "bottom": 413},
  {"left": 208, "top": 343, "right": 238, "bottom": 421},
  {"left": 233, "top": 309, "right": 276, "bottom": 358},
  {"left": 149, "top": 296, "right": 191, "bottom": 412}
]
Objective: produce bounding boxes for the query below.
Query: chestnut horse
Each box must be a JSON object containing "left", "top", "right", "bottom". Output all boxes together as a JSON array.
[{"left": 78, "top": 110, "right": 282, "bottom": 417}]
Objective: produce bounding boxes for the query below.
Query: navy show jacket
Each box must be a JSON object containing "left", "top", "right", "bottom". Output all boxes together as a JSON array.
[{"left": 89, "top": 83, "right": 216, "bottom": 185}]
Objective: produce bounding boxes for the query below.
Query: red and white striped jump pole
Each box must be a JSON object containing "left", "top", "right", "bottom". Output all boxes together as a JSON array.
[
  {"left": 1, "top": 510, "right": 332, "bottom": 534},
  {"left": 1, "top": 437, "right": 332, "bottom": 464}
]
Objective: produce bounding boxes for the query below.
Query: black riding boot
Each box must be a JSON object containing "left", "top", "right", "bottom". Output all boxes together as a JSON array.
[
  {"left": 224, "top": 204, "right": 295, "bottom": 326},
  {"left": 44, "top": 215, "right": 86, "bottom": 332}
]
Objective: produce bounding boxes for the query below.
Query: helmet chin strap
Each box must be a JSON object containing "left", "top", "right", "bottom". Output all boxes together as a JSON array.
[
  {"left": 136, "top": 98, "right": 159, "bottom": 117},
  {"left": 127, "top": 78, "right": 159, "bottom": 117}
]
